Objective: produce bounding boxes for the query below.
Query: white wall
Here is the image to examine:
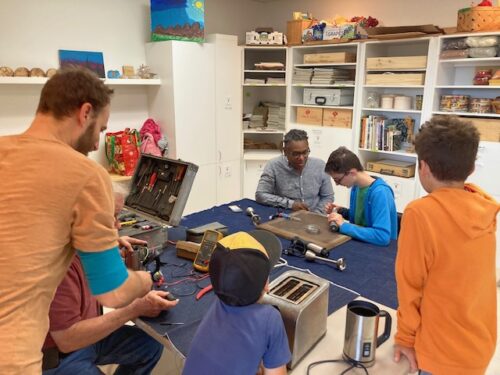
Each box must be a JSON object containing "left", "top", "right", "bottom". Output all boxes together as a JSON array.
[{"left": 258, "top": 0, "right": 472, "bottom": 34}]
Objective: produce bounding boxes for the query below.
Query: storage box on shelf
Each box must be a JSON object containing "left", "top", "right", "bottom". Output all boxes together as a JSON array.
[
  {"left": 242, "top": 46, "right": 287, "bottom": 199},
  {"left": 355, "top": 38, "right": 437, "bottom": 211}
]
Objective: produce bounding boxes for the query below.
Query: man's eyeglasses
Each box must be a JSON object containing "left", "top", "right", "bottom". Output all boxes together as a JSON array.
[
  {"left": 332, "top": 172, "right": 349, "bottom": 184},
  {"left": 289, "top": 148, "right": 310, "bottom": 158}
]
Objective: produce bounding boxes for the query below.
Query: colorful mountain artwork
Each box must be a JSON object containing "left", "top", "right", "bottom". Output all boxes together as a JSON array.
[
  {"left": 58, "top": 50, "right": 105, "bottom": 78},
  {"left": 151, "top": 0, "right": 204, "bottom": 42}
]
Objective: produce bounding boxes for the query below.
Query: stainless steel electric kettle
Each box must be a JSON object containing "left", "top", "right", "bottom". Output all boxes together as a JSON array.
[{"left": 343, "top": 300, "right": 392, "bottom": 367}]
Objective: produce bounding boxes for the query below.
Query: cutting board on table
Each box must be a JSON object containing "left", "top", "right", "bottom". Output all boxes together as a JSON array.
[{"left": 258, "top": 210, "right": 351, "bottom": 250}]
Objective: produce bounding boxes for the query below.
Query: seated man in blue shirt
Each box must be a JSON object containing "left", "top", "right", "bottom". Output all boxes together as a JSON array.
[
  {"left": 183, "top": 231, "right": 291, "bottom": 375},
  {"left": 256, "top": 129, "right": 334, "bottom": 214},
  {"left": 325, "top": 147, "right": 398, "bottom": 246}
]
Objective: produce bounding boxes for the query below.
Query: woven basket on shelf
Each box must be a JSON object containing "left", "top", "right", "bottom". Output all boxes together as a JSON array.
[{"left": 457, "top": 6, "right": 500, "bottom": 32}]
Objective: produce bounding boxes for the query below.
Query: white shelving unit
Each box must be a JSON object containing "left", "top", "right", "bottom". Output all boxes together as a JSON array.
[
  {"left": 354, "top": 37, "right": 438, "bottom": 212},
  {"left": 241, "top": 46, "right": 287, "bottom": 199},
  {"left": 287, "top": 42, "right": 361, "bottom": 207},
  {"left": 429, "top": 32, "right": 500, "bottom": 204}
]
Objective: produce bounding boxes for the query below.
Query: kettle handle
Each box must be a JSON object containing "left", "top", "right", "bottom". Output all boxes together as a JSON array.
[{"left": 376, "top": 310, "right": 392, "bottom": 347}]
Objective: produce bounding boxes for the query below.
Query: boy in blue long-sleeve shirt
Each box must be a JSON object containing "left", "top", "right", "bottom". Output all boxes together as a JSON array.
[{"left": 324, "top": 147, "right": 398, "bottom": 246}]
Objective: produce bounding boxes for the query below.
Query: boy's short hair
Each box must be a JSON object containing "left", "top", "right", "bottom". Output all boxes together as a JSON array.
[
  {"left": 209, "top": 231, "right": 281, "bottom": 307},
  {"left": 415, "top": 115, "right": 479, "bottom": 181},
  {"left": 325, "top": 146, "right": 364, "bottom": 174}
]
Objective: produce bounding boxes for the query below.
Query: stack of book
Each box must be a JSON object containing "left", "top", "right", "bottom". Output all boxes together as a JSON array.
[
  {"left": 244, "top": 78, "right": 266, "bottom": 85},
  {"left": 311, "top": 68, "right": 351, "bottom": 85},
  {"left": 266, "top": 77, "right": 285, "bottom": 85},
  {"left": 249, "top": 105, "right": 268, "bottom": 128},
  {"left": 292, "top": 67, "right": 313, "bottom": 84},
  {"left": 264, "top": 102, "right": 286, "bottom": 130}
]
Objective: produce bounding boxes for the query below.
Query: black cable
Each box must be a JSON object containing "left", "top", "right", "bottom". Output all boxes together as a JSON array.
[{"left": 306, "top": 358, "right": 369, "bottom": 375}]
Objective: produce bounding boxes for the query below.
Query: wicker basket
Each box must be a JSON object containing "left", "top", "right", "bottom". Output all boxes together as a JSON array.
[{"left": 457, "top": 7, "right": 500, "bottom": 32}]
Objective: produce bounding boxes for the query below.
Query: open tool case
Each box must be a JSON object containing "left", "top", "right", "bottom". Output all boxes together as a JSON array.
[{"left": 119, "top": 154, "right": 199, "bottom": 248}]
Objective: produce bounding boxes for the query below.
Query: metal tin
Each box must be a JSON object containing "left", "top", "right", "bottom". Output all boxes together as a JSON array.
[
  {"left": 469, "top": 98, "right": 492, "bottom": 113},
  {"left": 439, "top": 95, "right": 470, "bottom": 112}
]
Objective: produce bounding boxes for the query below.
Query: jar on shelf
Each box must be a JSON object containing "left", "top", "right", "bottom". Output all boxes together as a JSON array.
[
  {"left": 469, "top": 98, "right": 492, "bottom": 113},
  {"left": 473, "top": 69, "right": 492, "bottom": 86},
  {"left": 381, "top": 94, "right": 395, "bottom": 109},
  {"left": 366, "top": 92, "right": 380, "bottom": 108},
  {"left": 415, "top": 95, "right": 423, "bottom": 110}
]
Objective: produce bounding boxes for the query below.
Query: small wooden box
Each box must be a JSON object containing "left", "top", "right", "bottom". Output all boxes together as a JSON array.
[
  {"left": 303, "top": 52, "right": 356, "bottom": 64},
  {"left": 366, "top": 56, "right": 427, "bottom": 70},
  {"left": 322, "top": 108, "right": 352, "bottom": 128},
  {"left": 366, "top": 159, "right": 416, "bottom": 178},
  {"left": 296, "top": 107, "right": 323, "bottom": 125},
  {"left": 470, "top": 118, "right": 500, "bottom": 142},
  {"left": 366, "top": 73, "right": 425, "bottom": 86},
  {"left": 287, "top": 20, "right": 313, "bottom": 45}
]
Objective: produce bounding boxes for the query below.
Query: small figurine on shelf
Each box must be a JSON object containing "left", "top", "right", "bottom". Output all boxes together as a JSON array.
[{"left": 137, "top": 65, "right": 157, "bottom": 79}]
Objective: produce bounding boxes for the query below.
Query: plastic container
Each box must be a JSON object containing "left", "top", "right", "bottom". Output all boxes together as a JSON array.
[
  {"left": 469, "top": 98, "right": 492, "bottom": 113},
  {"left": 469, "top": 47, "right": 498, "bottom": 58},
  {"left": 440, "top": 95, "right": 470, "bottom": 112},
  {"left": 473, "top": 69, "right": 493, "bottom": 85}
]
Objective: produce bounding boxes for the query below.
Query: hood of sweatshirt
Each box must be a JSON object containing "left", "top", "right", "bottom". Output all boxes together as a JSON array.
[{"left": 427, "top": 183, "right": 499, "bottom": 240}]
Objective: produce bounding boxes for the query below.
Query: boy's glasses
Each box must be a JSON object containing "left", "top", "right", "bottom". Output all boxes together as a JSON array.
[{"left": 333, "top": 172, "right": 349, "bottom": 184}]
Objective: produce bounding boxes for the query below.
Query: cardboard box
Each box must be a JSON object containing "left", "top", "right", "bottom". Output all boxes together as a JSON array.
[
  {"left": 287, "top": 19, "right": 313, "bottom": 45},
  {"left": 366, "top": 159, "right": 416, "bottom": 178},
  {"left": 303, "top": 52, "right": 356, "bottom": 64},
  {"left": 322, "top": 109, "right": 352, "bottom": 128},
  {"left": 469, "top": 118, "right": 500, "bottom": 142},
  {"left": 296, "top": 107, "right": 323, "bottom": 125},
  {"left": 366, "top": 73, "right": 425, "bottom": 86},
  {"left": 366, "top": 56, "right": 427, "bottom": 70}
]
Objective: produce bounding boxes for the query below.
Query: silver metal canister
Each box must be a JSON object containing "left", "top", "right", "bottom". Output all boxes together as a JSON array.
[{"left": 343, "top": 300, "right": 392, "bottom": 367}]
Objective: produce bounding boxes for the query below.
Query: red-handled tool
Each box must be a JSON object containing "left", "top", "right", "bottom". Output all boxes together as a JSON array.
[{"left": 196, "top": 284, "right": 213, "bottom": 301}]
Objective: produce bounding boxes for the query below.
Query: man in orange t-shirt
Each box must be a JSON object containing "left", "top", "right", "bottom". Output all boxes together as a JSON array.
[
  {"left": 0, "top": 68, "right": 153, "bottom": 374},
  {"left": 394, "top": 116, "right": 499, "bottom": 374}
]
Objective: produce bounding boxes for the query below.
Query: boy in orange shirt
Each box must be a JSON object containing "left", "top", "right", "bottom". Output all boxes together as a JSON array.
[{"left": 394, "top": 116, "right": 499, "bottom": 374}]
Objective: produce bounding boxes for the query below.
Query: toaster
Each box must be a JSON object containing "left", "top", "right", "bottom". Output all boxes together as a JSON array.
[{"left": 262, "top": 270, "right": 329, "bottom": 368}]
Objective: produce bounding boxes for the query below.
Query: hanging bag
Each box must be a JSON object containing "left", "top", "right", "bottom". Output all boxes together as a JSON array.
[{"left": 105, "top": 128, "right": 141, "bottom": 176}]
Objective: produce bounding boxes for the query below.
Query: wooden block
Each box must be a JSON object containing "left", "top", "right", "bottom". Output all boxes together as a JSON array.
[
  {"left": 366, "top": 159, "right": 416, "bottom": 178},
  {"left": 366, "top": 73, "right": 425, "bottom": 86},
  {"left": 296, "top": 107, "right": 323, "bottom": 125},
  {"left": 176, "top": 241, "right": 200, "bottom": 261},
  {"left": 469, "top": 118, "right": 500, "bottom": 142},
  {"left": 287, "top": 20, "right": 313, "bottom": 45},
  {"left": 303, "top": 52, "right": 356, "bottom": 64},
  {"left": 366, "top": 56, "right": 427, "bottom": 70},
  {"left": 322, "top": 108, "right": 352, "bottom": 128}
]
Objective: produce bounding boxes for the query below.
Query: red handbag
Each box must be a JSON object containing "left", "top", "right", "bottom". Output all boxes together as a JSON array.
[{"left": 105, "top": 128, "right": 141, "bottom": 176}]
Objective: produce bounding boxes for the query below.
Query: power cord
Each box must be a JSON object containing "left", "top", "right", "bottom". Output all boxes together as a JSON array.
[{"left": 306, "top": 358, "right": 369, "bottom": 375}]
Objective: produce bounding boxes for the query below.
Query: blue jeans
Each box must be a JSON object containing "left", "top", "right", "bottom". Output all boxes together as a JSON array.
[{"left": 43, "top": 325, "right": 163, "bottom": 375}]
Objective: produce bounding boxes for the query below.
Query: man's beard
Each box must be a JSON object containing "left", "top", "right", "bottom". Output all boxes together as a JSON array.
[{"left": 75, "top": 119, "right": 97, "bottom": 156}]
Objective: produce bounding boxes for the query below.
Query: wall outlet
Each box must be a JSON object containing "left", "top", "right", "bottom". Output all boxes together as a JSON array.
[
  {"left": 224, "top": 96, "right": 232, "bottom": 110},
  {"left": 224, "top": 165, "right": 231, "bottom": 177}
]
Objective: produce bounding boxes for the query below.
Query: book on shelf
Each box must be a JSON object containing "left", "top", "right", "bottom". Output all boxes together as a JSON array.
[{"left": 359, "top": 115, "right": 415, "bottom": 152}]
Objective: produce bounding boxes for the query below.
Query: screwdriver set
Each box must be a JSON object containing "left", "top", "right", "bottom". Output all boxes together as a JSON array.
[{"left": 125, "top": 154, "right": 199, "bottom": 226}]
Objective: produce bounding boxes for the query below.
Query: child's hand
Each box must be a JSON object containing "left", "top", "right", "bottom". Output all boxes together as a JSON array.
[
  {"left": 324, "top": 202, "right": 342, "bottom": 214},
  {"left": 393, "top": 344, "right": 418, "bottom": 373}
]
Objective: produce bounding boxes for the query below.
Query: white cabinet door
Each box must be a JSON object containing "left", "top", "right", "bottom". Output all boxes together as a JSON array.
[
  {"left": 468, "top": 141, "right": 500, "bottom": 199},
  {"left": 171, "top": 42, "right": 216, "bottom": 166},
  {"left": 184, "top": 163, "right": 217, "bottom": 215},
  {"left": 244, "top": 160, "right": 267, "bottom": 200},
  {"left": 217, "top": 159, "right": 242, "bottom": 204}
]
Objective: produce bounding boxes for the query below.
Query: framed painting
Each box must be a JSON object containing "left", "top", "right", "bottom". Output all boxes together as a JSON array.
[
  {"left": 58, "top": 50, "right": 105, "bottom": 78},
  {"left": 151, "top": 0, "right": 204, "bottom": 42}
]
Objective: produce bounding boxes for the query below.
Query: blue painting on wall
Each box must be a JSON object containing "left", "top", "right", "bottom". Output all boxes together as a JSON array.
[
  {"left": 58, "top": 50, "right": 105, "bottom": 78},
  {"left": 151, "top": 0, "right": 204, "bottom": 42}
]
